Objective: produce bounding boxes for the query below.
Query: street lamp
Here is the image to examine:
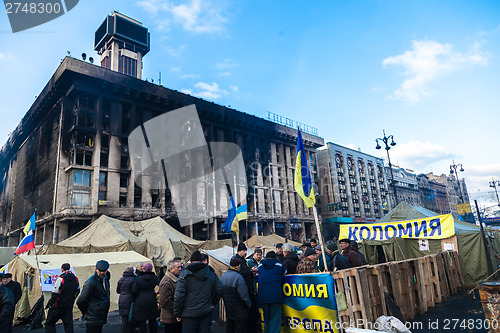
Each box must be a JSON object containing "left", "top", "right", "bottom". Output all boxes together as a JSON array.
[
  {"left": 375, "top": 130, "right": 398, "bottom": 206},
  {"left": 449, "top": 160, "right": 464, "bottom": 203},
  {"left": 489, "top": 178, "right": 500, "bottom": 207}
]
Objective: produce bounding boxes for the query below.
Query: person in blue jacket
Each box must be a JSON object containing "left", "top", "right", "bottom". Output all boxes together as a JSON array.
[{"left": 257, "top": 251, "right": 286, "bottom": 333}]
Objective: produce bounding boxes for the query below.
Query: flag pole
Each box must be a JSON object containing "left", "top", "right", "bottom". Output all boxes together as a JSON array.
[{"left": 312, "top": 205, "right": 328, "bottom": 272}]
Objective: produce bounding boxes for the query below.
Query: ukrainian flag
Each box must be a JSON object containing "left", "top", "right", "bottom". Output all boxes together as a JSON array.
[
  {"left": 222, "top": 196, "right": 237, "bottom": 233},
  {"left": 294, "top": 128, "right": 315, "bottom": 208},
  {"left": 23, "top": 212, "right": 36, "bottom": 236},
  {"left": 236, "top": 204, "right": 247, "bottom": 221}
]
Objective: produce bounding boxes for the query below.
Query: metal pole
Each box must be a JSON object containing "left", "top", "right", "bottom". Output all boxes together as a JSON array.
[{"left": 386, "top": 149, "right": 399, "bottom": 206}]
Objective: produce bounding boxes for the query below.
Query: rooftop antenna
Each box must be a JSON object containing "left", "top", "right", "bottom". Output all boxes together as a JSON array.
[{"left": 159, "top": 72, "right": 162, "bottom": 85}]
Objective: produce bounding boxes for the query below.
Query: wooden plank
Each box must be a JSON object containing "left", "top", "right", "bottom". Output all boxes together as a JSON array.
[{"left": 414, "top": 258, "right": 428, "bottom": 315}]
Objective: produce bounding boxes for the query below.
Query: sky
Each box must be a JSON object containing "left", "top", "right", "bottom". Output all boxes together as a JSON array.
[{"left": 1, "top": 0, "right": 500, "bottom": 212}]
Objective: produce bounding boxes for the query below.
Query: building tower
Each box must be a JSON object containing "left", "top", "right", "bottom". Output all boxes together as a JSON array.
[{"left": 94, "top": 11, "right": 150, "bottom": 79}]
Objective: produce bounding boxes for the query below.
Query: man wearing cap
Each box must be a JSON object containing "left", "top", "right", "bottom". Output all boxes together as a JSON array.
[
  {"left": 2, "top": 273, "right": 22, "bottom": 306},
  {"left": 45, "top": 263, "right": 80, "bottom": 333},
  {"left": 0, "top": 273, "right": 14, "bottom": 333},
  {"left": 174, "top": 250, "right": 222, "bottom": 333},
  {"left": 221, "top": 258, "right": 251, "bottom": 333},
  {"left": 296, "top": 248, "right": 320, "bottom": 274},
  {"left": 275, "top": 243, "right": 284, "bottom": 262},
  {"left": 257, "top": 251, "right": 286, "bottom": 333},
  {"left": 77, "top": 260, "right": 111, "bottom": 333},
  {"left": 339, "top": 239, "right": 362, "bottom": 267},
  {"left": 247, "top": 248, "right": 263, "bottom": 269},
  {"left": 326, "top": 243, "right": 350, "bottom": 271},
  {"left": 233, "top": 243, "right": 259, "bottom": 333},
  {"left": 299, "top": 242, "right": 311, "bottom": 259}
]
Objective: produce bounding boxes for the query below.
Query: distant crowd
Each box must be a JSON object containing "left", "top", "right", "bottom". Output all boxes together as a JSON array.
[{"left": 0, "top": 238, "right": 366, "bottom": 333}]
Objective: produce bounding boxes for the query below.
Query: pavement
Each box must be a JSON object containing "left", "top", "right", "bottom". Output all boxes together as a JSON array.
[{"left": 13, "top": 290, "right": 488, "bottom": 332}]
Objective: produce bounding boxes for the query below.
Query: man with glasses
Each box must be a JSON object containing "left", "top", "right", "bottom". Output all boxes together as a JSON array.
[{"left": 77, "top": 260, "right": 111, "bottom": 333}]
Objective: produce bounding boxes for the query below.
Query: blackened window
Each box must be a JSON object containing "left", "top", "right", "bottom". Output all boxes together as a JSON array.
[{"left": 119, "top": 56, "right": 137, "bottom": 77}]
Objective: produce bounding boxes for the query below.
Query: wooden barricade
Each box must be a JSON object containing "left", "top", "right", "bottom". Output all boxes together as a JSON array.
[{"left": 332, "top": 251, "right": 462, "bottom": 331}]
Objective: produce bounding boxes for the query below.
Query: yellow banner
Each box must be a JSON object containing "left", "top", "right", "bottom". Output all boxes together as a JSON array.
[
  {"left": 456, "top": 202, "right": 472, "bottom": 215},
  {"left": 339, "top": 214, "right": 455, "bottom": 241}
]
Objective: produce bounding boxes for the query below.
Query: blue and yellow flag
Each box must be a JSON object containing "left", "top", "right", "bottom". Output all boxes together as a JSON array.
[
  {"left": 294, "top": 128, "right": 315, "bottom": 208},
  {"left": 236, "top": 204, "right": 247, "bottom": 221},
  {"left": 23, "top": 212, "right": 36, "bottom": 236},
  {"left": 222, "top": 196, "right": 237, "bottom": 233}
]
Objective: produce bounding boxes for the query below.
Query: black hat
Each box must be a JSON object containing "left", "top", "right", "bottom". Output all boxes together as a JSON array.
[
  {"left": 304, "top": 247, "right": 316, "bottom": 257},
  {"left": 265, "top": 251, "right": 277, "bottom": 259},
  {"left": 3, "top": 273, "right": 12, "bottom": 278},
  {"left": 96, "top": 260, "right": 109, "bottom": 271},
  {"left": 327, "top": 242, "right": 338, "bottom": 252},
  {"left": 254, "top": 248, "right": 263, "bottom": 254},
  {"left": 339, "top": 238, "right": 351, "bottom": 244},
  {"left": 302, "top": 242, "right": 312, "bottom": 248},
  {"left": 190, "top": 250, "right": 203, "bottom": 262},
  {"left": 230, "top": 258, "right": 241, "bottom": 267},
  {"left": 276, "top": 243, "right": 283, "bottom": 248},
  {"left": 237, "top": 243, "right": 247, "bottom": 251}
]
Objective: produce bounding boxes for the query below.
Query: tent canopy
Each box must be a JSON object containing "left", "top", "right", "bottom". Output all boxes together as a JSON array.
[
  {"left": 6, "top": 251, "right": 152, "bottom": 322},
  {"left": 201, "top": 245, "right": 255, "bottom": 278},
  {"left": 244, "top": 234, "right": 301, "bottom": 250},
  {"left": 46, "top": 215, "right": 230, "bottom": 266}
]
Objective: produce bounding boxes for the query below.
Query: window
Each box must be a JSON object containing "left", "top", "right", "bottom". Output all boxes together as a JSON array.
[
  {"left": 99, "top": 172, "right": 107, "bottom": 187},
  {"left": 119, "top": 55, "right": 137, "bottom": 77},
  {"left": 100, "top": 152, "right": 109, "bottom": 168},
  {"left": 75, "top": 110, "right": 95, "bottom": 129},
  {"left": 134, "top": 185, "right": 142, "bottom": 208},
  {"left": 98, "top": 191, "right": 107, "bottom": 201},
  {"left": 120, "top": 173, "right": 128, "bottom": 188},
  {"left": 119, "top": 193, "right": 128, "bottom": 207},
  {"left": 67, "top": 170, "right": 92, "bottom": 207}
]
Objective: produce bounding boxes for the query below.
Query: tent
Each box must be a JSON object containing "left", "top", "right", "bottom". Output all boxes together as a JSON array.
[
  {"left": 5, "top": 251, "right": 152, "bottom": 323},
  {"left": 244, "top": 234, "right": 301, "bottom": 251},
  {"left": 45, "top": 215, "right": 230, "bottom": 266},
  {"left": 0, "top": 247, "right": 17, "bottom": 266},
  {"left": 355, "top": 202, "right": 490, "bottom": 285},
  {"left": 201, "top": 246, "right": 254, "bottom": 278}
]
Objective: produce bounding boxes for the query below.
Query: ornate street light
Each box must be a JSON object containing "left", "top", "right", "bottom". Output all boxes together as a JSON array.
[
  {"left": 375, "top": 130, "right": 398, "bottom": 206},
  {"left": 489, "top": 178, "right": 500, "bottom": 207},
  {"left": 449, "top": 160, "right": 464, "bottom": 203}
]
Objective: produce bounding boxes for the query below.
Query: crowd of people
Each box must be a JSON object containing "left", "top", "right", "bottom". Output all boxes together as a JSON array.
[{"left": 0, "top": 237, "right": 367, "bottom": 333}]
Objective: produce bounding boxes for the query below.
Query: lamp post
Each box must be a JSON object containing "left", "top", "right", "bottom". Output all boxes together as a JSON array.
[
  {"left": 449, "top": 160, "right": 464, "bottom": 204},
  {"left": 489, "top": 178, "right": 500, "bottom": 207},
  {"left": 375, "top": 130, "right": 398, "bottom": 206}
]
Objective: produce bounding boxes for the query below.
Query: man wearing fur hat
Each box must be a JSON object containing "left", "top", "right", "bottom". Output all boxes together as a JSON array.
[
  {"left": 296, "top": 248, "right": 320, "bottom": 274},
  {"left": 174, "top": 250, "right": 222, "bottom": 333}
]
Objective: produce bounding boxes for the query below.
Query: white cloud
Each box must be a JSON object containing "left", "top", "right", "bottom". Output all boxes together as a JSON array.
[
  {"left": 217, "top": 71, "right": 232, "bottom": 77},
  {"left": 389, "top": 140, "right": 453, "bottom": 170},
  {"left": 137, "top": 0, "right": 229, "bottom": 33},
  {"left": 165, "top": 44, "right": 187, "bottom": 57},
  {"left": 229, "top": 85, "right": 238, "bottom": 92},
  {"left": 216, "top": 58, "right": 238, "bottom": 70},
  {"left": 182, "top": 81, "right": 239, "bottom": 100},
  {"left": 383, "top": 39, "right": 488, "bottom": 104},
  {"left": 180, "top": 74, "right": 200, "bottom": 79}
]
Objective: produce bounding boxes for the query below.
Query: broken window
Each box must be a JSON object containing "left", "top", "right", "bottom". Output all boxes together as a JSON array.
[{"left": 66, "top": 169, "right": 92, "bottom": 207}]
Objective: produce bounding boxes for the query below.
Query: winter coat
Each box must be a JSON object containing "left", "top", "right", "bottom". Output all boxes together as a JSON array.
[
  {"left": 220, "top": 268, "right": 251, "bottom": 321},
  {"left": 282, "top": 251, "right": 300, "bottom": 275},
  {"left": 257, "top": 259, "right": 286, "bottom": 305},
  {"left": 318, "top": 253, "right": 332, "bottom": 272},
  {"left": 247, "top": 258, "right": 261, "bottom": 269},
  {"left": 173, "top": 262, "right": 223, "bottom": 318},
  {"left": 48, "top": 271, "right": 80, "bottom": 309},
  {"left": 116, "top": 271, "right": 136, "bottom": 317},
  {"left": 159, "top": 271, "right": 178, "bottom": 324},
  {"left": 296, "top": 257, "right": 320, "bottom": 274},
  {"left": 330, "top": 251, "right": 351, "bottom": 271},
  {"left": 233, "top": 253, "right": 256, "bottom": 295},
  {"left": 4, "top": 280, "right": 22, "bottom": 305},
  {"left": 0, "top": 285, "right": 14, "bottom": 332},
  {"left": 342, "top": 246, "right": 363, "bottom": 267},
  {"left": 132, "top": 271, "right": 160, "bottom": 322},
  {"left": 76, "top": 273, "right": 110, "bottom": 326}
]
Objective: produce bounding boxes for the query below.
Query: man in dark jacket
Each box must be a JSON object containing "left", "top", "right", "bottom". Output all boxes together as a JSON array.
[
  {"left": 77, "top": 260, "right": 111, "bottom": 333},
  {"left": 325, "top": 243, "right": 350, "bottom": 271},
  {"left": 247, "top": 248, "right": 262, "bottom": 269},
  {"left": 0, "top": 274, "right": 14, "bottom": 333},
  {"left": 233, "top": 243, "right": 259, "bottom": 333},
  {"left": 45, "top": 263, "right": 80, "bottom": 333},
  {"left": 174, "top": 251, "right": 223, "bottom": 333},
  {"left": 221, "top": 258, "right": 251, "bottom": 333},
  {"left": 281, "top": 243, "right": 299, "bottom": 274},
  {"left": 351, "top": 241, "right": 368, "bottom": 265},
  {"left": 339, "top": 239, "right": 362, "bottom": 267},
  {"left": 257, "top": 251, "right": 286, "bottom": 333},
  {"left": 2, "top": 273, "right": 22, "bottom": 305},
  {"left": 275, "top": 243, "right": 284, "bottom": 262}
]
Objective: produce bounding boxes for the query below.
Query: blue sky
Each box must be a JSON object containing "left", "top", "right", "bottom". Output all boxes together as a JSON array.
[{"left": 2, "top": 0, "right": 500, "bottom": 210}]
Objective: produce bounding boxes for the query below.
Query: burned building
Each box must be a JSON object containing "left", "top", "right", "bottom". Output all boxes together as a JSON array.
[{"left": 0, "top": 12, "right": 324, "bottom": 246}]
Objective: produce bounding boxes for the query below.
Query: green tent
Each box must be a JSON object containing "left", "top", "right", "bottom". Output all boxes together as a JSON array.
[{"left": 356, "top": 202, "right": 492, "bottom": 286}]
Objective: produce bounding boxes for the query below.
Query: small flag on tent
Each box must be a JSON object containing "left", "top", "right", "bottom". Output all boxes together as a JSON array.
[
  {"left": 222, "top": 196, "right": 237, "bottom": 233},
  {"left": 23, "top": 212, "right": 36, "bottom": 236},
  {"left": 294, "top": 128, "right": 315, "bottom": 208},
  {"left": 382, "top": 200, "right": 388, "bottom": 209},
  {"left": 15, "top": 230, "right": 35, "bottom": 255}
]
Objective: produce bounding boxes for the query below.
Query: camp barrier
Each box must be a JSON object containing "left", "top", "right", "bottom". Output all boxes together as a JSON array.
[
  {"left": 217, "top": 251, "right": 462, "bottom": 331},
  {"left": 332, "top": 251, "right": 463, "bottom": 331}
]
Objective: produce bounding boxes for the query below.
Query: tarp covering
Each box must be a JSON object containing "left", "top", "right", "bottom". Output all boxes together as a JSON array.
[
  {"left": 0, "top": 247, "right": 17, "bottom": 266},
  {"left": 45, "top": 215, "right": 230, "bottom": 266},
  {"left": 201, "top": 246, "right": 254, "bottom": 278},
  {"left": 244, "top": 234, "right": 301, "bottom": 250},
  {"left": 4, "top": 251, "right": 152, "bottom": 323},
  {"left": 356, "top": 202, "right": 490, "bottom": 285}
]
